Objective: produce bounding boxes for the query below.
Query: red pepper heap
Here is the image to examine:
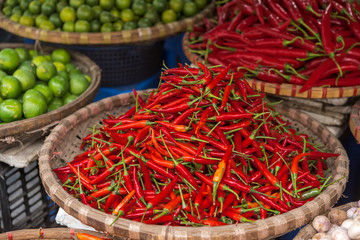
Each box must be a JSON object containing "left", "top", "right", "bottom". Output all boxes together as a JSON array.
[
  {"left": 187, "top": 0, "right": 360, "bottom": 92},
  {"left": 54, "top": 64, "right": 339, "bottom": 226}
]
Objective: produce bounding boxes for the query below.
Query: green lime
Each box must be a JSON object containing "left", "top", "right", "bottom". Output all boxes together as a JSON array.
[
  {"left": 13, "top": 69, "right": 36, "bottom": 91},
  {"left": 76, "top": 5, "right": 93, "bottom": 21},
  {"left": 49, "top": 13, "right": 62, "bottom": 28},
  {"left": 6, "top": 0, "right": 18, "bottom": 7},
  {"left": 22, "top": 89, "right": 48, "bottom": 118},
  {"left": 132, "top": 0, "right": 146, "bottom": 16},
  {"left": 0, "top": 99, "right": 23, "bottom": 122},
  {"left": 2, "top": 6, "right": 13, "bottom": 17},
  {"left": 19, "top": 15, "right": 35, "bottom": 27},
  {"left": 48, "top": 75, "right": 69, "bottom": 97},
  {"left": 144, "top": 9, "right": 159, "bottom": 24},
  {"left": 29, "top": 49, "right": 40, "bottom": 58},
  {"left": 57, "top": 70, "right": 69, "bottom": 82},
  {"left": 161, "top": 9, "right": 176, "bottom": 23},
  {"left": 36, "top": 62, "right": 57, "bottom": 81},
  {"left": 53, "top": 61, "right": 66, "bottom": 72},
  {"left": 0, "top": 70, "right": 8, "bottom": 80},
  {"left": 0, "top": 76, "right": 22, "bottom": 99},
  {"left": 123, "top": 21, "right": 137, "bottom": 30},
  {"left": 14, "top": 48, "right": 31, "bottom": 62},
  {"left": 12, "top": 6, "right": 23, "bottom": 16},
  {"left": 91, "top": 5, "right": 102, "bottom": 18},
  {"left": 39, "top": 20, "right": 55, "bottom": 30},
  {"left": 100, "top": 22, "right": 113, "bottom": 32},
  {"left": 99, "top": 0, "right": 114, "bottom": 11},
  {"left": 63, "top": 93, "right": 77, "bottom": 104},
  {"left": 70, "top": 73, "right": 89, "bottom": 95},
  {"left": 113, "top": 20, "right": 123, "bottom": 31},
  {"left": 22, "top": 10, "right": 33, "bottom": 17},
  {"left": 183, "top": 1, "right": 198, "bottom": 16},
  {"left": 35, "top": 14, "right": 48, "bottom": 27},
  {"left": 56, "top": 0, "right": 68, "bottom": 12},
  {"left": 116, "top": 0, "right": 131, "bottom": 9},
  {"left": 65, "top": 63, "right": 77, "bottom": 72},
  {"left": 100, "top": 11, "right": 112, "bottom": 23},
  {"left": 63, "top": 22, "right": 75, "bottom": 31},
  {"left": 10, "top": 14, "right": 21, "bottom": 23},
  {"left": 60, "top": 6, "right": 76, "bottom": 22},
  {"left": 194, "top": 0, "right": 206, "bottom": 9},
  {"left": 47, "top": 97, "right": 63, "bottom": 112},
  {"left": 121, "top": 8, "right": 134, "bottom": 22},
  {"left": 86, "top": 0, "right": 98, "bottom": 6},
  {"left": 0, "top": 48, "right": 20, "bottom": 72},
  {"left": 20, "top": 0, "right": 30, "bottom": 10},
  {"left": 75, "top": 19, "right": 91, "bottom": 32},
  {"left": 69, "top": 68, "right": 83, "bottom": 77},
  {"left": 32, "top": 55, "right": 47, "bottom": 67},
  {"left": 90, "top": 19, "right": 101, "bottom": 32},
  {"left": 34, "top": 84, "right": 54, "bottom": 104},
  {"left": 169, "top": 0, "right": 183, "bottom": 12},
  {"left": 51, "top": 48, "right": 71, "bottom": 64},
  {"left": 153, "top": 0, "right": 168, "bottom": 12},
  {"left": 18, "top": 60, "right": 36, "bottom": 74},
  {"left": 137, "top": 17, "right": 151, "bottom": 28},
  {"left": 84, "top": 74, "right": 92, "bottom": 83},
  {"left": 69, "top": 0, "right": 85, "bottom": 8},
  {"left": 41, "top": 2, "right": 55, "bottom": 16},
  {"left": 110, "top": 9, "right": 120, "bottom": 21}
]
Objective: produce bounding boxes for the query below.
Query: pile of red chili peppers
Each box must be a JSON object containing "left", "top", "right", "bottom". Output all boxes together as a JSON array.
[
  {"left": 53, "top": 65, "right": 339, "bottom": 226},
  {"left": 187, "top": 0, "right": 360, "bottom": 92}
]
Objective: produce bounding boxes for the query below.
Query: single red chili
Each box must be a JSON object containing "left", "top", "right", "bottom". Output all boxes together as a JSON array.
[
  {"left": 321, "top": 2, "right": 334, "bottom": 54},
  {"left": 145, "top": 176, "right": 178, "bottom": 210}
]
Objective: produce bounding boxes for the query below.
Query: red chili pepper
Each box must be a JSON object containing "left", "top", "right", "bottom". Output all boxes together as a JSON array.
[
  {"left": 321, "top": 2, "right": 334, "bottom": 54},
  {"left": 146, "top": 176, "right": 178, "bottom": 210},
  {"left": 112, "top": 190, "right": 135, "bottom": 216},
  {"left": 266, "top": 0, "right": 290, "bottom": 20},
  {"left": 206, "top": 65, "right": 231, "bottom": 91},
  {"left": 222, "top": 209, "right": 253, "bottom": 223}
]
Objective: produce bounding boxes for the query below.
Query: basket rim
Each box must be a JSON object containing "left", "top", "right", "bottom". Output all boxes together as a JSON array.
[
  {"left": 0, "top": 43, "right": 101, "bottom": 141},
  {"left": 349, "top": 99, "right": 360, "bottom": 143},
  {"left": 0, "top": 0, "right": 215, "bottom": 45},
  {"left": 0, "top": 228, "right": 118, "bottom": 239},
  {"left": 39, "top": 90, "right": 349, "bottom": 240},
  {"left": 182, "top": 32, "right": 360, "bottom": 99}
]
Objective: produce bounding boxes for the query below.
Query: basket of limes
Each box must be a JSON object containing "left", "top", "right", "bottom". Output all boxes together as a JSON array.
[
  {"left": 0, "top": 43, "right": 100, "bottom": 151},
  {"left": 0, "top": 0, "right": 215, "bottom": 45}
]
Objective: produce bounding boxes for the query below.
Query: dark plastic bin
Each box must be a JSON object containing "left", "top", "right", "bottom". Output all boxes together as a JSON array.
[{"left": 0, "top": 161, "right": 59, "bottom": 232}]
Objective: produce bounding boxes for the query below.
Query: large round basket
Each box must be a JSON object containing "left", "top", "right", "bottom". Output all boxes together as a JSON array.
[
  {"left": 182, "top": 33, "right": 360, "bottom": 99},
  {"left": 39, "top": 90, "right": 349, "bottom": 240},
  {"left": 0, "top": 0, "right": 215, "bottom": 45},
  {"left": 0, "top": 43, "right": 101, "bottom": 151},
  {"left": 293, "top": 201, "right": 358, "bottom": 240},
  {"left": 0, "top": 228, "right": 124, "bottom": 239},
  {"left": 349, "top": 99, "right": 360, "bottom": 143}
]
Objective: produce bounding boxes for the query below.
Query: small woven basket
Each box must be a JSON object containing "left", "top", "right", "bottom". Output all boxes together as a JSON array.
[
  {"left": 293, "top": 201, "right": 358, "bottom": 240},
  {"left": 0, "top": 43, "right": 101, "bottom": 151},
  {"left": 39, "top": 90, "right": 349, "bottom": 240},
  {"left": 349, "top": 99, "right": 360, "bottom": 143},
  {"left": 0, "top": 0, "right": 215, "bottom": 45},
  {"left": 0, "top": 228, "right": 124, "bottom": 239},
  {"left": 182, "top": 33, "right": 360, "bottom": 99}
]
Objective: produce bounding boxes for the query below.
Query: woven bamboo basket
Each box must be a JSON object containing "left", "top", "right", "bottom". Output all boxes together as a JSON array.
[
  {"left": 0, "top": 228, "right": 124, "bottom": 239},
  {"left": 38, "top": 90, "right": 349, "bottom": 240},
  {"left": 349, "top": 99, "right": 360, "bottom": 143},
  {"left": 0, "top": 43, "right": 101, "bottom": 151},
  {"left": 182, "top": 33, "right": 360, "bottom": 99},
  {"left": 0, "top": 0, "right": 215, "bottom": 45},
  {"left": 293, "top": 201, "right": 358, "bottom": 240}
]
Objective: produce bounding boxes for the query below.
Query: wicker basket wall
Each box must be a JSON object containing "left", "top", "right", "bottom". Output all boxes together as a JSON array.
[
  {"left": 0, "top": 228, "right": 124, "bottom": 239},
  {"left": 0, "top": 0, "right": 215, "bottom": 45},
  {"left": 182, "top": 33, "right": 360, "bottom": 99},
  {"left": 0, "top": 43, "right": 101, "bottom": 151},
  {"left": 350, "top": 99, "right": 360, "bottom": 143},
  {"left": 294, "top": 201, "right": 358, "bottom": 240},
  {"left": 38, "top": 90, "right": 349, "bottom": 240}
]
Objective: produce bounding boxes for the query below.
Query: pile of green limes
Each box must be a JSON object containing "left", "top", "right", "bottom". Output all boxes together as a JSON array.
[
  {"left": 2, "top": 0, "right": 209, "bottom": 32},
  {"left": 0, "top": 47, "right": 91, "bottom": 123}
]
